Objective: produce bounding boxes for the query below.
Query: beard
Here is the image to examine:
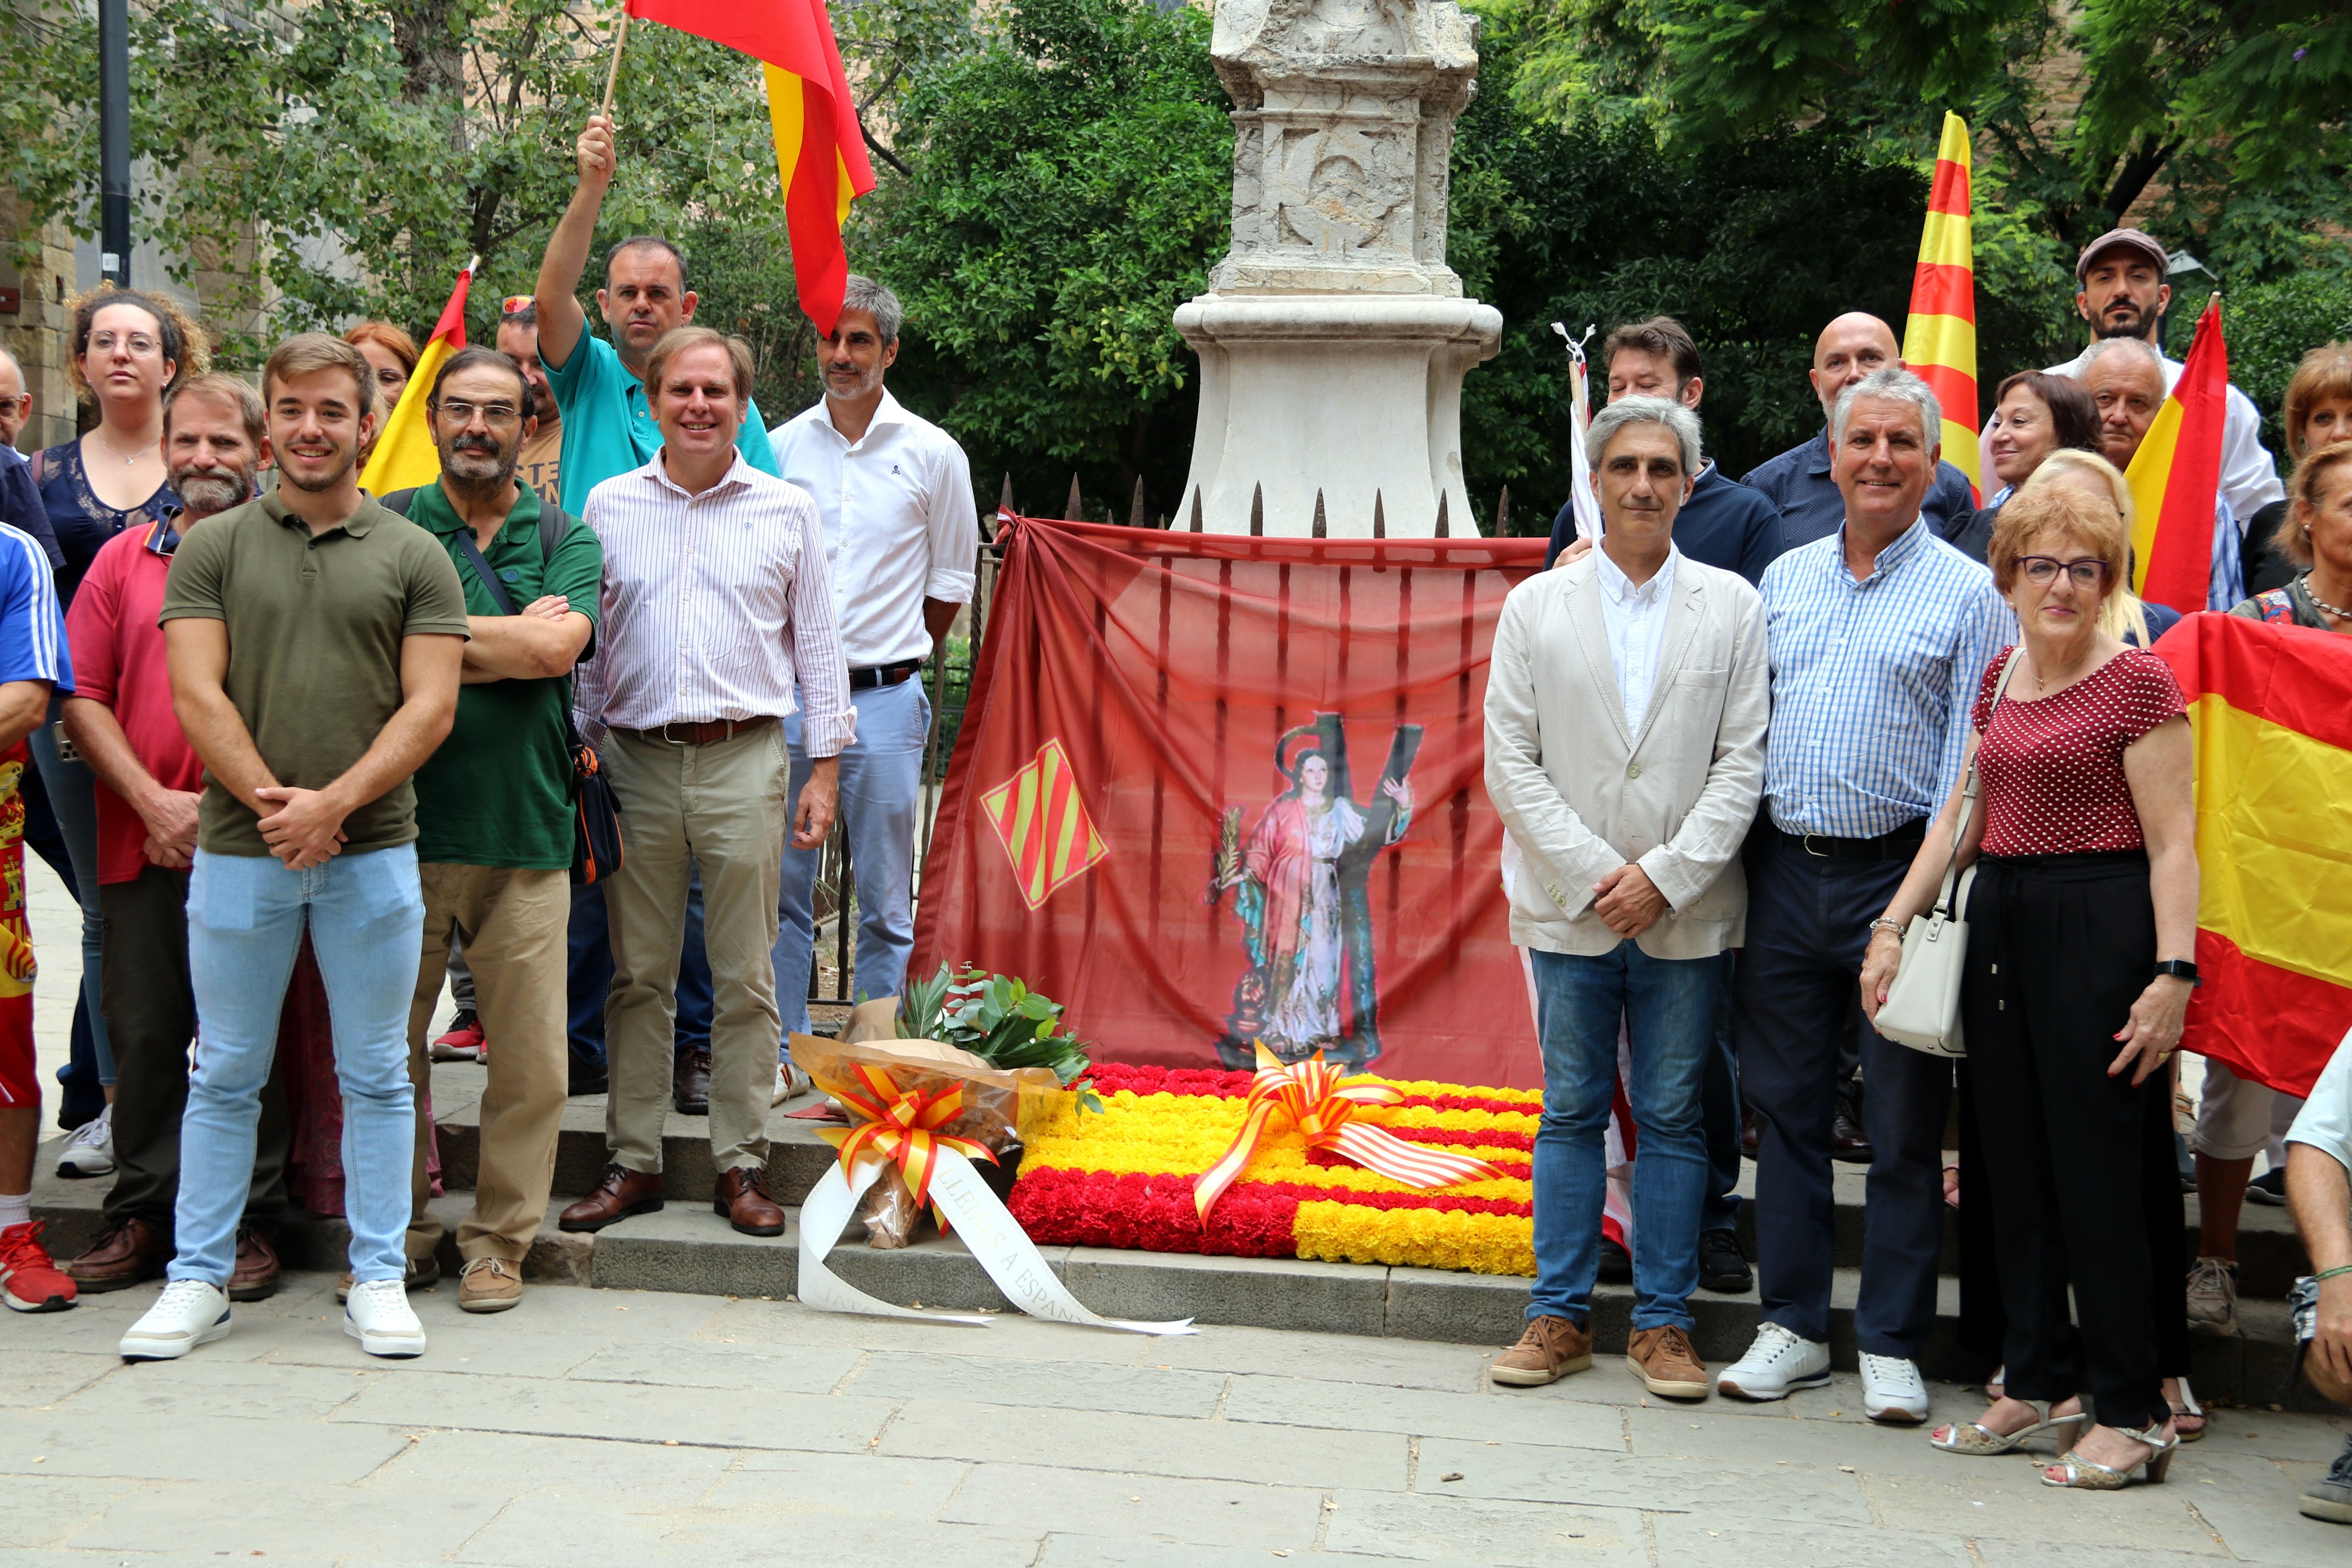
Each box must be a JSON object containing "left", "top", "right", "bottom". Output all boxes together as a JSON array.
[
  {"left": 171, "top": 467, "right": 251, "bottom": 516},
  {"left": 442, "top": 439, "right": 518, "bottom": 489},
  {"left": 278, "top": 447, "right": 356, "bottom": 494},
  {"left": 824, "top": 360, "right": 885, "bottom": 403},
  {"left": 2094, "top": 303, "right": 2152, "bottom": 340}
]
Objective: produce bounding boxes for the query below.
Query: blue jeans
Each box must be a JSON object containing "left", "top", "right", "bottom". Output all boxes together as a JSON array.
[
  {"left": 1527, "top": 943, "right": 1726, "bottom": 1333},
  {"left": 774, "top": 679, "right": 928, "bottom": 1038},
  {"left": 30, "top": 722, "right": 113, "bottom": 1086},
  {"left": 174, "top": 846, "right": 423, "bottom": 1287},
  {"left": 567, "top": 867, "right": 713, "bottom": 1072}
]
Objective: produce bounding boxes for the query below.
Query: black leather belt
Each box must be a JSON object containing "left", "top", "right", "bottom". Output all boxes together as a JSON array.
[
  {"left": 1773, "top": 822, "right": 1927, "bottom": 863},
  {"left": 624, "top": 715, "right": 777, "bottom": 746},
  {"left": 848, "top": 660, "right": 924, "bottom": 691}
]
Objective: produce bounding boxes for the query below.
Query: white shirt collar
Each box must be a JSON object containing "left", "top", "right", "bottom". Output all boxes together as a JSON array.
[
  {"left": 646, "top": 447, "right": 754, "bottom": 498},
  {"left": 1594, "top": 540, "right": 1679, "bottom": 607},
  {"left": 793, "top": 388, "right": 910, "bottom": 447}
]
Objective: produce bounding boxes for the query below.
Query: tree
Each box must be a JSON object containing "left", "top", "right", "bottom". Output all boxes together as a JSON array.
[{"left": 854, "top": 0, "right": 1232, "bottom": 520}]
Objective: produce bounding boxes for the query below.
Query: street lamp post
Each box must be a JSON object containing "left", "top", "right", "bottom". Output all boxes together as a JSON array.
[{"left": 99, "top": 0, "right": 130, "bottom": 286}]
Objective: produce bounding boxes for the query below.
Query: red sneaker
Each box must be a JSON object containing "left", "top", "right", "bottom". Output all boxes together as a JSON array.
[
  {"left": 429, "top": 1009, "right": 487, "bottom": 1063},
  {"left": 1, "top": 1219, "right": 79, "bottom": 1313}
]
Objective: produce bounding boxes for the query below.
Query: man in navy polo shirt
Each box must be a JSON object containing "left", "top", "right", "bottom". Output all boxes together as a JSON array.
[{"left": 1545, "top": 318, "right": 1781, "bottom": 586}]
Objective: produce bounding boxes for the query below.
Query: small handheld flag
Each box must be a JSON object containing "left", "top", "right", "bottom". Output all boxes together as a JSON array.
[
  {"left": 2128, "top": 295, "right": 2230, "bottom": 616},
  {"left": 1902, "top": 113, "right": 1979, "bottom": 501},
  {"left": 621, "top": 0, "right": 876, "bottom": 336},
  {"left": 360, "top": 257, "right": 474, "bottom": 498}
]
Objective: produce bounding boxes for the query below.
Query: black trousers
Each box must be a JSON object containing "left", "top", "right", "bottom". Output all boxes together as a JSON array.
[
  {"left": 1963, "top": 852, "right": 2170, "bottom": 1431},
  {"left": 100, "top": 864, "right": 289, "bottom": 1234}
]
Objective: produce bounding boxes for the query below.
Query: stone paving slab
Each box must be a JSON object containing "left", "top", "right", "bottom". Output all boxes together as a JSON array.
[{"left": 3, "top": 1268, "right": 2346, "bottom": 1566}]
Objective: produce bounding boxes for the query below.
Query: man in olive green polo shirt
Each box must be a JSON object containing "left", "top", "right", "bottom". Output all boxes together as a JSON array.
[
  {"left": 129, "top": 333, "right": 468, "bottom": 1364},
  {"left": 396, "top": 347, "right": 600, "bottom": 1314}
]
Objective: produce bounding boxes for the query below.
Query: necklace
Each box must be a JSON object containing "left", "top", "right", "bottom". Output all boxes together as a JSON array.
[
  {"left": 2026, "top": 648, "right": 2092, "bottom": 695},
  {"left": 2306, "top": 582, "right": 2352, "bottom": 623},
  {"left": 90, "top": 427, "right": 151, "bottom": 467}
]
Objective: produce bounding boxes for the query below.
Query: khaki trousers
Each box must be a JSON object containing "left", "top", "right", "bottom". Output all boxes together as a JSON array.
[
  {"left": 602, "top": 724, "right": 789, "bottom": 1174},
  {"left": 405, "top": 863, "right": 571, "bottom": 1264}
]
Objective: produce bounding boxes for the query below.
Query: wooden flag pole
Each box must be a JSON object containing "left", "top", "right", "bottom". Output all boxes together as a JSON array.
[{"left": 599, "top": 10, "right": 631, "bottom": 119}]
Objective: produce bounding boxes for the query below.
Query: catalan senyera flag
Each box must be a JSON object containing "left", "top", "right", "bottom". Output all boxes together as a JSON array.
[
  {"left": 2128, "top": 296, "right": 2230, "bottom": 616},
  {"left": 358, "top": 259, "right": 472, "bottom": 498},
  {"left": 978, "top": 738, "right": 1109, "bottom": 912},
  {"left": 624, "top": 0, "right": 876, "bottom": 336},
  {"left": 1902, "top": 112, "right": 1980, "bottom": 502},
  {"left": 2155, "top": 612, "right": 2352, "bottom": 1098}
]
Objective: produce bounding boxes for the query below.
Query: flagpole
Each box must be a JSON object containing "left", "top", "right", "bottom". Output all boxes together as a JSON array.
[{"left": 600, "top": 10, "right": 631, "bottom": 120}]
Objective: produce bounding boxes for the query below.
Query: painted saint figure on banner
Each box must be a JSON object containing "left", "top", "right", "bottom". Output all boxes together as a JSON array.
[{"left": 1210, "top": 715, "right": 1420, "bottom": 1071}]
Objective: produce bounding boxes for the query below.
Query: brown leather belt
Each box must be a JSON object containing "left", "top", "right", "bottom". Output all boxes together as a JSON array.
[{"left": 622, "top": 715, "right": 778, "bottom": 747}]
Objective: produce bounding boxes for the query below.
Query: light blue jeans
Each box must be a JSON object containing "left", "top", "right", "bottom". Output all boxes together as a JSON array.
[
  {"left": 1527, "top": 943, "right": 1728, "bottom": 1333},
  {"left": 173, "top": 845, "right": 424, "bottom": 1287},
  {"left": 774, "top": 678, "right": 929, "bottom": 1038}
]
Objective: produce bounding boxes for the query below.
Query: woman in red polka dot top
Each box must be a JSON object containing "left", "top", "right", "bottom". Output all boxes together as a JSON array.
[{"left": 1859, "top": 482, "right": 2198, "bottom": 1489}]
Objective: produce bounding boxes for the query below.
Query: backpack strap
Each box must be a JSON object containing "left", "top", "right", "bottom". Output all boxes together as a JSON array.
[
  {"left": 2255, "top": 587, "right": 2298, "bottom": 624},
  {"left": 536, "top": 501, "right": 575, "bottom": 564},
  {"left": 379, "top": 486, "right": 417, "bottom": 518}
]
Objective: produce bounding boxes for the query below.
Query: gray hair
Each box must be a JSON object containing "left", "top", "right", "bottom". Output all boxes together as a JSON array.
[
  {"left": 1586, "top": 395, "right": 1702, "bottom": 475},
  {"left": 0, "top": 345, "right": 20, "bottom": 384},
  {"left": 839, "top": 275, "right": 902, "bottom": 345},
  {"left": 1831, "top": 366, "right": 1941, "bottom": 449},
  {"left": 2079, "top": 335, "right": 2166, "bottom": 380}
]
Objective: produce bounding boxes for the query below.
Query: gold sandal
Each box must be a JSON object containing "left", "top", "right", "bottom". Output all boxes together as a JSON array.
[
  {"left": 1930, "top": 1402, "right": 2088, "bottom": 1456},
  {"left": 2041, "top": 1423, "right": 2179, "bottom": 1489}
]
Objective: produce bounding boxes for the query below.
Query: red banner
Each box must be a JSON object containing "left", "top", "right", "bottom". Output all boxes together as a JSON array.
[{"left": 914, "top": 517, "right": 1547, "bottom": 1088}]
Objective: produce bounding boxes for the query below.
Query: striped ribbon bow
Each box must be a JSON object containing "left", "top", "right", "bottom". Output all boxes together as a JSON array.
[
  {"left": 816, "top": 1063, "right": 999, "bottom": 1226},
  {"left": 1194, "top": 1044, "right": 1506, "bottom": 1223}
]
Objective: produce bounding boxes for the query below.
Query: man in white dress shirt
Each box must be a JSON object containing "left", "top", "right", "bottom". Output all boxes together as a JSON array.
[
  {"left": 556, "top": 326, "right": 854, "bottom": 1240},
  {"left": 1483, "top": 396, "right": 1770, "bottom": 1400},
  {"left": 769, "top": 277, "right": 977, "bottom": 1035}
]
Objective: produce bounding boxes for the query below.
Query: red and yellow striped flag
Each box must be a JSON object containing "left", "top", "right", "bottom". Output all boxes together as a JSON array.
[
  {"left": 1902, "top": 113, "right": 1979, "bottom": 502},
  {"left": 2155, "top": 612, "right": 2352, "bottom": 1097},
  {"left": 2128, "top": 296, "right": 2230, "bottom": 615},
  {"left": 359, "top": 258, "right": 472, "bottom": 497},
  {"left": 979, "top": 738, "right": 1109, "bottom": 911},
  {"left": 624, "top": 0, "right": 876, "bottom": 336}
]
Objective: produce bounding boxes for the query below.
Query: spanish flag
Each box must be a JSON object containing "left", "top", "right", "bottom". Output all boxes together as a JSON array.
[
  {"left": 2129, "top": 297, "right": 2230, "bottom": 616},
  {"left": 1902, "top": 113, "right": 1979, "bottom": 502},
  {"left": 2156, "top": 612, "right": 2352, "bottom": 1097},
  {"left": 359, "top": 258, "right": 472, "bottom": 497},
  {"left": 624, "top": 0, "right": 876, "bottom": 336}
]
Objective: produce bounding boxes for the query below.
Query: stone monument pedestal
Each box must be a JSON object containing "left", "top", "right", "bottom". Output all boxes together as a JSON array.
[
  {"left": 1173, "top": 0, "right": 1501, "bottom": 538},
  {"left": 1178, "top": 293, "right": 1501, "bottom": 538}
]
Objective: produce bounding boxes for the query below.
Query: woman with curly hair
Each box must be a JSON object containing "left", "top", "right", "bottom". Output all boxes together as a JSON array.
[{"left": 30, "top": 287, "right": 210, "bottom": 1158}]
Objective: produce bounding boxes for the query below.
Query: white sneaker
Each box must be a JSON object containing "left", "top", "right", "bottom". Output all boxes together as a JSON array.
[
  {"left": 119, "top": 1279, "right": 231, "bottom": 1360},
  {"left": 1716, "top": 1322, "right": 1832, "bottom": 1401},
  {"left": 772, "top": 1060, "right": 799, "bottom": 1107},
  {"left": 56, "top": 1104, "right": 115, "bottom": 1178},
  {"left": 344, "top": 1277, "right": 427, "bottom": 1358},
  {"left": 1860, "top": 1352, "right": 1930, "bottom": 1424}
]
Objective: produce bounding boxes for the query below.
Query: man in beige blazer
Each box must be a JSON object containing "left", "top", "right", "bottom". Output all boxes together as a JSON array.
[{"left": 1482, "top": 396, "right": 1770, "bottom": 1401}]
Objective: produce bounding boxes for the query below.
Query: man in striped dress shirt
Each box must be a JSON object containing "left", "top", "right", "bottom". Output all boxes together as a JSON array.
[
  {"left": 557, "top": 326, "right": 854, "bottom": 1240},
  {"left": 1716, "top": 367, "right": 2011, "bottom": 1424}
]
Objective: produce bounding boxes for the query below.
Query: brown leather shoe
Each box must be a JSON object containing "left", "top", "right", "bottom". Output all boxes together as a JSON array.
[
  {"left": 713, "top": 1166, "right": 785, "bottom": 1237},
  {"left": 1489, "top": 1314, "right": 1592, "bottom": 1387},
  {"left": 65, "top": 1216, "right": 166, "bottom": 1292},
  {"left": 558, "top": 1163, "right": 667, "bottom": 1233},
  {"left": 1627, "top": 1324, "right": 1711, "bottom": 1400},
  {"left": 1831, "top": 1091, "right": 1874, "bottom": 1164},
  {"left": 228, "top": 1225, "right": 281, "bottom": 1302},
  {"left": 672, "top": 1048, "right": 712, "bottom": 1115}
]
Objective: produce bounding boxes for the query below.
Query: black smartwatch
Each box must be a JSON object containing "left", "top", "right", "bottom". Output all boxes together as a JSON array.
[{"left": 2153, "top": 959, "right": 2201, "bottom": 986}]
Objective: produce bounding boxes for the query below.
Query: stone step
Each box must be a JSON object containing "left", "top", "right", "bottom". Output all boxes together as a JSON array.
[{"left": 422, "top": 1062, "right": 2315, "bottom": 1298}]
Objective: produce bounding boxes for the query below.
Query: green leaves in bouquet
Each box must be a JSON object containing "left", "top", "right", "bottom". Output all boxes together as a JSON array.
[{"left": 898, "top": 964, "right": 1103, "bottom": 1113}]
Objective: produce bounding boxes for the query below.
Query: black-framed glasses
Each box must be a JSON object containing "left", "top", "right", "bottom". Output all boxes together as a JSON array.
[
  {"left": 2018, "top": 555, "right": 2110, "bottom": 587},
  {"left": 430, "top": 398, "right": 522, "bottom": 427}
]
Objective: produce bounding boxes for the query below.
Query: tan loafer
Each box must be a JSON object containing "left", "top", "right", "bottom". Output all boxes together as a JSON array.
[
  {"left": 1627, "top": 1325, "right": 1709, "bottom": 1400},
  {"left": 1489, "top": 1314, "right": 1592, "bottom": 1387},
  {"left": 458, "top": 1256, "right": 524, "bottom": 1314}
]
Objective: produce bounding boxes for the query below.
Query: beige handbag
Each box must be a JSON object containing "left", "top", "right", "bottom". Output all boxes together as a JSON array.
[{"left": 1875, "top": 652, "right": 2023, "bottom": 1058}]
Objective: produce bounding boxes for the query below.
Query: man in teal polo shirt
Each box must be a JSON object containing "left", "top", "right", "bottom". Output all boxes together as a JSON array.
[
  {"left": 532, "top": 112, "right": 779, "bottom": 514},
  {"left": 397, "top": 347, "right": 601, "bottom": 1315}
]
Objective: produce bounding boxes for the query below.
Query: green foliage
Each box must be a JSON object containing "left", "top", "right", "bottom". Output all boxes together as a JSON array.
[
  {"left": 2222, "top": 274, "right": 2352, "bottom": 465},
  {"left": 898, "top": 963, "right": 1100, "bottom": 1109},
  {"left": 855, "top": 0, "right": 1232, "bottom": 519}
]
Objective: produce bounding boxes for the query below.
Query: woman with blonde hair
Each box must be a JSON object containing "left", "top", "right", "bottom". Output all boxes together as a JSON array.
[
  {"left": 2021, "top": 448, "right": 2180, "bottom": 648},
  {"left": 1864, "top": 481, "right": 2197, "bottom": 1488}
]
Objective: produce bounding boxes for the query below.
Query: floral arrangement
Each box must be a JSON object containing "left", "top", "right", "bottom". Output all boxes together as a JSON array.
[
  {"left": 897, "top": 964, "right": 1101, "bottom": 1110},
  {"left": 1007, "top": 1062, "right": 1538, "bottom": 1276}
]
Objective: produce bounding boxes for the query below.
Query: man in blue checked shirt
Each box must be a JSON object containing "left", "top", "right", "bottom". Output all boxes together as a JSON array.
[{"left": 1714, "top": 367, "right": 2012, "bottom": 1426}]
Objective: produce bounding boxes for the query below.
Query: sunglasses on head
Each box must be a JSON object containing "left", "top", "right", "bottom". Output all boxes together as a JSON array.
[{"left": 499, "top": 295, "right": 532, "bottom": 316}]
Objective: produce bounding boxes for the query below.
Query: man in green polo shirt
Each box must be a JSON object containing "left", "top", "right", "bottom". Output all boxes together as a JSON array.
[
  {"left": 532, "top": 112, "right": 780, "bottom": 515},
  {"left": 393, "top": 346, "right": 601, "bottom": 1314}
]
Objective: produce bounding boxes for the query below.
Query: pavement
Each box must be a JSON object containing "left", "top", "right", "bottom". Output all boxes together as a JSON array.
[{"left": 11, "top": 862, "right": 2352, "bottom": 1566}]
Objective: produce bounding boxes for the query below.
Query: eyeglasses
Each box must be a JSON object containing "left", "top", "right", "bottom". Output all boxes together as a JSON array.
[
  {"left": 2017, "top": 556, "right": 2111, "bottom": 587},
  {"left": 0, "top": 394, "right": 25, "bottom": 415},
  {"left": 88, "top": 331, "right": 160, "bottom": 358},
  {"left": 430, "top": 398, "right": 522, "bottom": 427}
]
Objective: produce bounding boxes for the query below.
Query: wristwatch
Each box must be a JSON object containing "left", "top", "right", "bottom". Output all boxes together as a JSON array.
[{"left": 2153, "top": 959, "right": 2201, "bottom": 986}]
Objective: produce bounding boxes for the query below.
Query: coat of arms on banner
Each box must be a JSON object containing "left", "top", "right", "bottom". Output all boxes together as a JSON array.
[
  {"left": 981, "top": 738, "right": 1108, "bottom": 911},
  {"left": 1207, "top": 713, "right": 1422, "bottom": 1072}
]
